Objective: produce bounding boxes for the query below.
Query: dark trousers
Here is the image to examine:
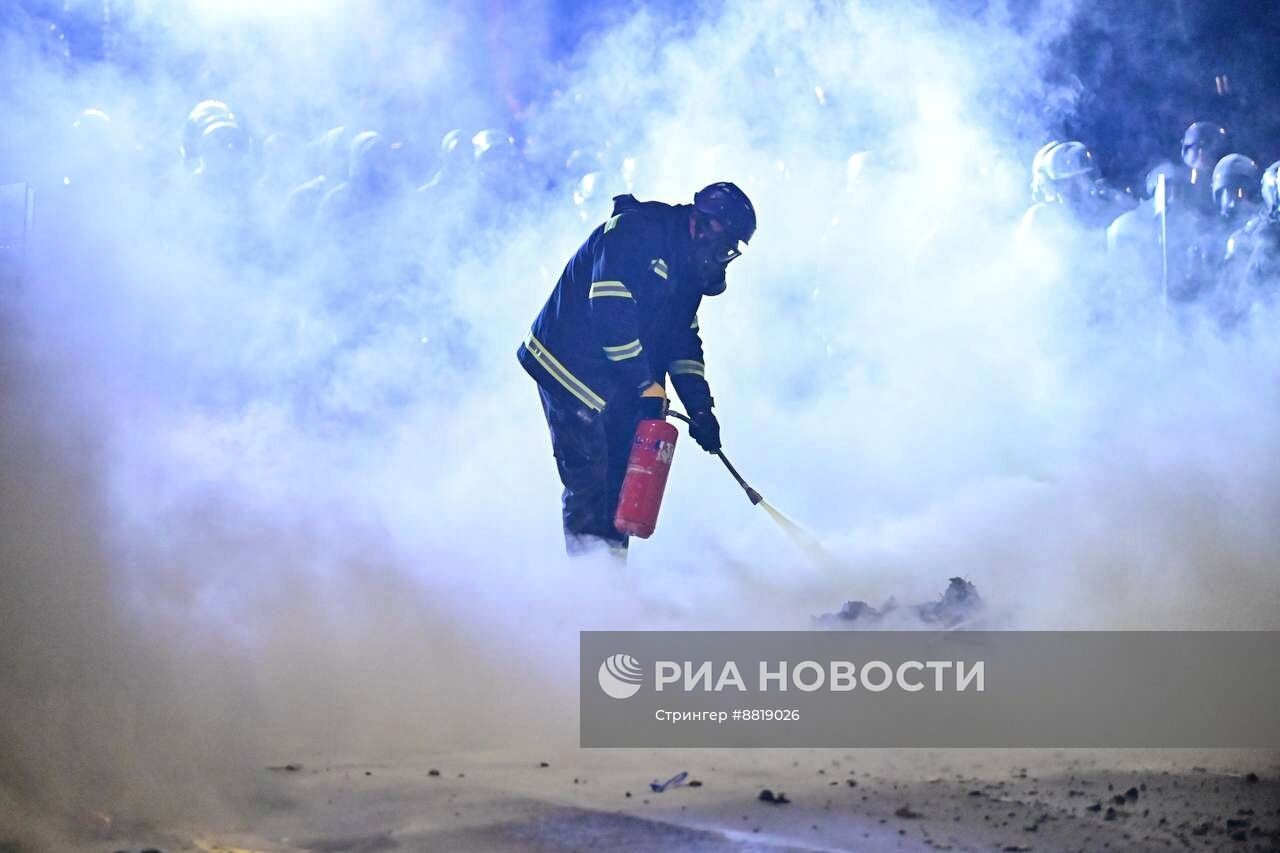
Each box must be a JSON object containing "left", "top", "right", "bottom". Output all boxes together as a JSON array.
[{"left": 536, "top": 384, "right": 637, "bottom": 556}]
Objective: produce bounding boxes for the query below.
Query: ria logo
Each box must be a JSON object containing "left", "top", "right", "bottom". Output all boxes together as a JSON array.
[{"left": 598, "top": 653, "right": 644, "bottom": 699}]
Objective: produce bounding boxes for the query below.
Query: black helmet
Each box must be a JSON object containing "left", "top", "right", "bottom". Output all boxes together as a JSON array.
[
  {"left": 1262, "top": 160, "right": 1280, "bottom": 219},
  {"left": 693, "top": 181, "right": 757, "bottom": 244},
  {"left": 1181, "top": 121, "right": 1227, "bottom": 167},
  {"left": 1211, "top": 153, "right": 1258, "bottom": 196},
  {"left": 1043, "top": 141, "right": 1098, "bottom": 182},
  {"left": 1029, "top": 140, "right": 1061, "bottom": 202},
  {"left": 472, "top": 128, "right": 519, "bottom": 171},
  {"left": 195, "top": 119, "right": 251, "bottom": 181},
  {"left": 181, "top": 99, "right": 236, "bottom": 169}
]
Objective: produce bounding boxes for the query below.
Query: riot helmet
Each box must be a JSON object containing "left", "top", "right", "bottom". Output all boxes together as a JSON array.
[
  {"left": 63, "top": 108, "right": 118, "bottom": 191},
  {"left": 1029, "top": 140, "right": 1060, "bottom": 202},
  {"left": 1044, "top": 141, "right": 1098, "bottom": 182},
  {"left": 182, "top": 99, "right": 236, "bottom": 170},
  {"left": 472, "top": 129, "right": 519, "bottom": 173},
  {"left": 1041, "top": 141, "right": 1099, "bottom": 207},
  {"left": 440, "top": 128, "right": 468, "bottom": 166},
  {"left": 1210, "top": 153, "right": 1257, "bottom": 220},
  {"left": 572, "top": 170, "right": 606, "bottom": 218},
  {"left": 348, "top": 131, "right": 390, "bottom": 188},
  {"left": 471, "top": 129, "right": 524, "bottom": 198},
  {"left": 196, "top": 119, "right": 251, "bottom": 181},
  {"left": 1181, "top": 121, "right": 1227, "bottom": 172},
  {"left": 1261, "top": 161, "right": 1280, "bottom": 220}
]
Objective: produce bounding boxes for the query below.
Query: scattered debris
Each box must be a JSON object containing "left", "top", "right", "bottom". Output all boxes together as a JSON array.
[
  {"left": 758, "top": 789, "right": 790, "bottom": 805},
  {"left": 914, "top": 577, "right": 983, "bottom": 624},
  {"left": 895, "top": 805, "right": 922, "bottom": 819},
  {"left": 267, "top": 764, "right": 302, "bottom": 772},
  {"left": 650, "top": 771, "right": 688, "bottom": 792},
  {"left": 428, "top": 769, "right": 440, "bottom": 777},
  {"left": 816, "top": 597, "right": 893, "bottom": 625},
  {"left": 816, "top": 577, "right": 982, "bottom": 628},
  {"left": 1244, "top": 772, "right": 1259, "bottom": 783},
  {"left": 538, "top": 761, "right": 550, "bottom": 768},
  {"left": 688, "top": 779, "right": 703, "bottom": 788}
]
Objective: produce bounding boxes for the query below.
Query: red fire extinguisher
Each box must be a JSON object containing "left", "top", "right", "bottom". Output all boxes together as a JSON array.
[{"left": 614, "top": 417, "right": 679, "bottom": 538}]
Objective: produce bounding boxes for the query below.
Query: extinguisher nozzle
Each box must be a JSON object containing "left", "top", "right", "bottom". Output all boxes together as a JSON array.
[{"left": 745, "top": 487, "right": 763, "bottom": 506}]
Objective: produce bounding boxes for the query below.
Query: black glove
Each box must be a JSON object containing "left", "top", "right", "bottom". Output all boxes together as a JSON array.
[
  {"left": 637, "top": 395, "right": 667, "bottom": 421},
  {"left": 688, "top": 408, "right": 721, "bottom": 453}
]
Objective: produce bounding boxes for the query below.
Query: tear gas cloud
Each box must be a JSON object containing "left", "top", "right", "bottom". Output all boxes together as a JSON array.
[{"left": 2, "top": 0, "right": 1279, "bottom": 845}]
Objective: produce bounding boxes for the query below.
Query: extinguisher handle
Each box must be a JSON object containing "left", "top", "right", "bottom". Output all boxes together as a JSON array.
[{"left": 667, "top": 410, "right": 763, "bottom": 506}]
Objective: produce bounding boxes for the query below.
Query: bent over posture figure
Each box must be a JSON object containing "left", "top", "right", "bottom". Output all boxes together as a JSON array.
[{"left": 518, "top": 183, "right": 757, "bottom": 556}]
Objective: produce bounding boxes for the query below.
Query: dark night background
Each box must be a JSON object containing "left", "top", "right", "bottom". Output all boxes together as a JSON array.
[
  {"left": 7, "top": 0, "right": 1280, "bottom": 188},
  {"left": 1041, "top": 0, "right": 1280, "bottom": 182}
]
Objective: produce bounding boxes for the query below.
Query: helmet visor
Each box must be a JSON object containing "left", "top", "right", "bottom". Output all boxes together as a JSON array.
[{"left": 713, "top": 241, "right": 742, "bottom": 265}]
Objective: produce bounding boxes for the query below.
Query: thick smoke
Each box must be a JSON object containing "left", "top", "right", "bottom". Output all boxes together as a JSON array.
[{"left": 2, "top": 0, "right": 1278, "bottom": 847}]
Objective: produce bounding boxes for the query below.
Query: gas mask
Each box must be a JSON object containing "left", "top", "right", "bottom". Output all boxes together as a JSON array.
[{"left": 690, "top": 212, "right": 742, "bottom": 296}]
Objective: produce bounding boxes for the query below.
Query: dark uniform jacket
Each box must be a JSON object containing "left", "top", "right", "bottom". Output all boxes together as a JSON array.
[{"left": 518, "top": 195, "right": 713, "bottom": 414}]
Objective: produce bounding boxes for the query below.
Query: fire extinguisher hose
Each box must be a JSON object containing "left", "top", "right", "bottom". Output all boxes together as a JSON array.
[{"left": 667, "top": 410, "right": 763, "bottom": 506}]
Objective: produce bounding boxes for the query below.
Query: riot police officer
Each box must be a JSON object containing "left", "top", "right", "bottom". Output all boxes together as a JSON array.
[
  {"left": 1180, "top": 121, "right": 1229, "bottom": 215},
  {"left": 1236, "top": 161, "right": 1280, "bottom": 314},
  {"left": 1186, "top": 154, "right": 1259, "bottom": 311}
]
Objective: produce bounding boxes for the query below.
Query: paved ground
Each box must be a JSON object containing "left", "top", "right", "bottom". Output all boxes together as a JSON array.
[{"left": 58, "top": 747, "right": 1279, "bottom": 852}]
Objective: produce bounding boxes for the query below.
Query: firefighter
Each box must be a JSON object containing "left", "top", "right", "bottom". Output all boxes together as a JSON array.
[{"left": 518, "top": 182, "right": 756, "bottom": 556}]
